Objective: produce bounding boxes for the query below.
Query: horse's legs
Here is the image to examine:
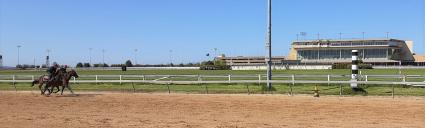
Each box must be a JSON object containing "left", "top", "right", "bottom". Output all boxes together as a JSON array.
[
  {"left": 61, "top": 85, "right": 65, "bottom": 95},
  {"left": 67, "top": 85, "right": 74, "bottom": 94},
  {"left": 38, "top": 83, "right": 44, "bottom": 95},
  {"left": 53, "top": 86, "right": 60, "bottom": 93},
  {"left": 48, "top": 84, "right": 55, "bottom": 95},
  {"left": 43, "top": 84, "right": 50, "bottom": 95}
]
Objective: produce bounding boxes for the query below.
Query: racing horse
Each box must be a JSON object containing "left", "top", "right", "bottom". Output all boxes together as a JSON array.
[
  {"left": 43, "top": 70, "right": 79, "bottom": 95},
  {"left": 31, "top": 75, "right": 61, "bottom": 95}
]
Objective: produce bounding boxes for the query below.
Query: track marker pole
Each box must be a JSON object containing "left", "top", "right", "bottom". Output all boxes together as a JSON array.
[
  {"left": 339, "top": 84, "right": 342, "bottom": 97},
  {"left": 132, "top": 82, "right": 136, "bottom": 92},
  {"left": 246, "top": 84, "right": 250, "bottom": 95},
  {"left": 392, "top": 84, "right": 395, "bottom": 99},
  {"left": 12, "top": 75, "right": 17, "bottom": 92},
  {"left": 167, "top": 83, "right": 170, "bottom": 94}
]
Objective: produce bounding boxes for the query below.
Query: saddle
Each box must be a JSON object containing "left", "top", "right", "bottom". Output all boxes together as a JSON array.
[{"left": 42, "top": 76, "right": 49, "bottom": 82}]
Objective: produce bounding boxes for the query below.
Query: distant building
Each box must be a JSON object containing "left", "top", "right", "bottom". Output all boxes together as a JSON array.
[
  {"left": 0, "top": 54, "right": 2, "bottom": 68},
  {"left": 215, "top": 56, "right": 287, "bottom": 66}
]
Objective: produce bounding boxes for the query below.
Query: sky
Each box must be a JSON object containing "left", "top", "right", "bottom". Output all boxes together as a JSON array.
[{"left": 0, "top": 0, "right": 424, "bottom": 66}]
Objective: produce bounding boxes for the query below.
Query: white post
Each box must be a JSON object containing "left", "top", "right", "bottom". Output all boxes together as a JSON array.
[
  {"left": 327, "top": 75, "right": 330, "bottom": 84},
  {"left": 291, "top": 74, "right": 295, "bottom": 85},
  {"left": 73, "top": 77, "right": 76, "bottom": 84},
  {"left": 228, "top": 75, "right": 231, "bottom": 84},
  {"left": 402, "top": 75, "right": 406, "bottom": 82},
  {"left": 95, "top": 75, "right": 98, "bottom": 84},
  {"left": 142, "top": 75, "right": 145, "bottom": 82},
  {"left": 31, "top": 75, "right": 35, "bottom": 81},
  {"left": 365, "top": 75, "right": 368, "bottom": 82},
  {"left": 12, "top": 75, "right": 15, "bottom": 84},
  {"left": 119, "top": 75, "right": 122, "bottom": 84},
  {"left": 258, "top": 74, "right": 261, "bottom": 85}
]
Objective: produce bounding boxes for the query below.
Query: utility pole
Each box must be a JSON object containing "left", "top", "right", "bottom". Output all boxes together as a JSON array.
[
  {"left": 134, "top": 49, "right": 138, "bottom": 65},
  {"left": 265, "top": 0, "right": 272, "bottom": 91},
  {"left": 89, "top": 48, "right": 92, "bottom": 68},
  {"left": 102, "top": 49, "right": 105, "bottom": 70},
  {"left": 46, "top": 49, "right": 51, "bottom": 67},
  {"left": 386, "top": 32, "right": 390, "bottom": 39},
  {"left": 338, "top": 32, "right": 342, "bottom": 40},
  {"left": 169, "top": 50, "right": 173, "bottom": 67},
  {"left": 17, "top": 45, "right": 22, "bottom": 67}
]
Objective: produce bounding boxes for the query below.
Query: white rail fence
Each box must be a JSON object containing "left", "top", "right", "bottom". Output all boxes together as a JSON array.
[
  {"left": 1, "top": 74, "right": 425, "bottom": 97},
  {"left": 1, "top": 74, "right": 425, "bottom": 85}
]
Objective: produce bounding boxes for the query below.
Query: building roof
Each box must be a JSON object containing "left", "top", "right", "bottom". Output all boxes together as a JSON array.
[
  {"left": 292, "top": 38, "right": 406, "bottom": 45},
  {"left": 413, "top": 55, "right": 425, "bottom": 62}
]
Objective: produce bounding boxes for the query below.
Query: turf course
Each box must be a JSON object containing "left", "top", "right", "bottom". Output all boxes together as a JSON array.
[{"left": 1, "top": 69, "right": 424, "bottom": 96}]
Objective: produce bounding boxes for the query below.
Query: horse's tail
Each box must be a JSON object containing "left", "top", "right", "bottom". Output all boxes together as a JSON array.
[{"left": 31, "top": 80, "right": 39, "bottom": 87}]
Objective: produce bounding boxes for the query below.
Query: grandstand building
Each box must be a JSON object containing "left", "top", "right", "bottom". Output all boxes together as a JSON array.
[
  {"left": 287, "top": 38, "right": 415, "bottom": 64},
  {"left": 216, "top": 38, "right": 425, "bottom": 68}
]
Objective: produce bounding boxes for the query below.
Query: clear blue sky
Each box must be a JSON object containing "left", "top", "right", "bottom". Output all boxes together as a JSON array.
[{"left": 1, "top": 0, "right": 424, "bottom": 66}]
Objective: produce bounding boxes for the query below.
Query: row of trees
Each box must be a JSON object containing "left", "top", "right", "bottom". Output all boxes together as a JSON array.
[{"left": 75, "top": 60, "right": 205, "bottom": 68}]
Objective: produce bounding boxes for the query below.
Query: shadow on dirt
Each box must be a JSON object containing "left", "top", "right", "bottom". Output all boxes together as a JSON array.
[{"left": 50, "top": 94, "right": 103, "bottom": 98}]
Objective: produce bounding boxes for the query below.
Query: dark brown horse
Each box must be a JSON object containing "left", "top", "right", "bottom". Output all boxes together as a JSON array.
[
  {"left": 31, "top": 75, "right": 60, "bottom": 95},
  {"left": 43, "top": 70, "right": 79, "bottom": 95}
]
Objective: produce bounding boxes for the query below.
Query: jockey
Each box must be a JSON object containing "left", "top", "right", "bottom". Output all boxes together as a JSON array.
[
  {"left": 47, "top": 62, "right": 59, "bottom": 81},
  {"left": 59, "top": 65, "right": 68, "bottom": 74}
]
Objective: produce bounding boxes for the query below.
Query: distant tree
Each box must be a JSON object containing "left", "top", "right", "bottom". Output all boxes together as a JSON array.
[
  {"left": 103, "top": 63, "right": 109, "bottom": 67},
  {"left": 125, "top": 60, "right": 133, "bottom": 67},
  {"left": 76, "top": 62, "right": 83, "bottom": 68},
  {"left": 83, "top": 63, "right": 91, "bottom": 67},
  {"left": 178, "top": 63, "right": 184, "bottom": 67}
]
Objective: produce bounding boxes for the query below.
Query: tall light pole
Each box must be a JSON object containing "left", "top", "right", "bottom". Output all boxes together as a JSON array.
[
  {"left": 46, "top": 49, "right": 51, "bottom": 67},
  {"left": 265, "top": 0, "right": 272, "bottom": 91},
  {"left": 386, "top": 32, "right": 390, "bottom": 39},
  {"left": 89, "top": 48, "right": 92, "bottom": 67},
  {"left": 17, "top": 45, "right": 22, "bottom": 67},
  {"left": 102, "top": 49, "right": 105, "bottom": 69},
  {"left": 169, "top": 50, "right": 173, "bottom": 67},
  {"left": 134, "top": 49, "right": 138, "bottom": 65}
]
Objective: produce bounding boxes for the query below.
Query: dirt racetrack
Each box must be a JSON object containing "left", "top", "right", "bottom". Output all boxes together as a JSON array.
[{"left": 0, "top": 91, "right": 424, "bottom": 128}]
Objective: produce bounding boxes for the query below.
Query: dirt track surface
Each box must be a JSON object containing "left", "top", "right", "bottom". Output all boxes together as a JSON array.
[{"left": 0, "top": 91, "right": 424, "bottom": 128}]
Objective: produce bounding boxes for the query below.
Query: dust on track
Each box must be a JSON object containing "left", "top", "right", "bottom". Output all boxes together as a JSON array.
[{"left": 0, "top": 91, "right": 424, "bottom": 128}]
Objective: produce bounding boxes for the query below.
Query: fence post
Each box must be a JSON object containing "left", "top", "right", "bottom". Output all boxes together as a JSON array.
[
  {"left": 95, "top": 75, "right": 98, "bottom": 84},
  {"left": 327, "top": 75, "right": 330, "bottom": 85},
  {"left": 289, "top": 83, "right": 293, "bottom": 96},
  {"left": 392, "top": 84, "right": 395, "bottom": 99},
  {"left": 402, "top": 75, "right": 406, "bottom": 82},
  {"left": 142, "top": 75, "right": 145, "bottom": 82},
  {"left": 12, "top": 75, "right": 17, "bottom": 92},
  {"left": 365, "top": 75, "right": 368, "bottom": 82},
  {"left": 31, "top": 75, "right": 35, "bottom": 81},
  {"left": 339, "top": 84, "right": 342, "bottom": 97},
  {"left": 119, "top": 75, "right": 122, "bottom": 85},
  {"left": 228, "top": 75, "right": 231, "bottom": 84},
  {"left": 258, "top": 74, "right": 261, "bottom": 86},
  {"left": 12, "top": 75, "right": 15, "bottom": 85},
  {"left": 73, "top": 77, "right": 76, "bottom": 84},
  {"left": 291, "top": 74, "right": 295, "bottom": 85},
  {"left": 291, "top": 75, "right": 295, "bottom": 96}
]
